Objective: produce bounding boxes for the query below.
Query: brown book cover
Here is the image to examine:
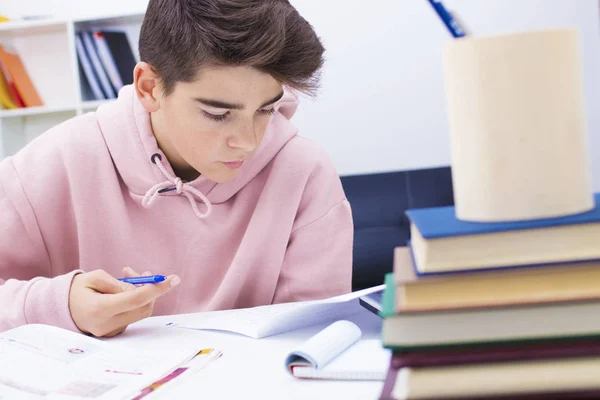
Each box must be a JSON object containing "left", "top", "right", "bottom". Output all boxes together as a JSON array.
[
  {"left": 0, "top": 45, "right": 43, "bottom": 107},
  {"left": 392, "top": 246, "right": 600, "bottom": 313},
  {"left": 380, "top": 387, "right": 600, "bottom": 400},
  {"left": 380, "top": 362, "right": 600, "bottom": 399},
  {"left": 380, "top": 342, "right": 600, "bottom": 400}
]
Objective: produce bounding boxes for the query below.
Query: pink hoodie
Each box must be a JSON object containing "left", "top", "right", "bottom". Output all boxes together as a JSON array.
[{"left": 0, "top": 85, "right": 353, "bottom": 333}]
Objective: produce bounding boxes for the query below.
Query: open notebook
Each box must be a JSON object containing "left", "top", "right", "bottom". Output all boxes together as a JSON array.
[
  {"left": 0, "top": 324, "right": 220, "bottom": 399},
  {"left": 170, "top": 285, "right": 385, "bottom": 339},
  {"left": 284, "top": 320, "right": 390, "bottom": 381}
]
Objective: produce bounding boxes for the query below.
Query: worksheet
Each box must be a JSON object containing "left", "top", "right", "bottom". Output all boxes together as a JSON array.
[{"left": 0, "top": 324, "right": 201, "bottom": 399}]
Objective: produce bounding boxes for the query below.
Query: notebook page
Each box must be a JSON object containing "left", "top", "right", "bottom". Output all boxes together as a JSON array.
[
  {"left": 291, "top": 339, "right": 390, "bottom": 381},
  {"left": 313, "top": 285, "right": 384, "bottom": 304},
  {"left": 259, "top": 301, "right": 360, "bottom": 338},
  {"left": 170, "top": 301, "right": 301, "bottom": 338},
  {"left": 132, "top": 348, "right": 223, "bottom": 400},
  {"left": 285, "top": 320, "right": 361, "bottom": 369},
  {"left": 0, "top": 324, "right": 197, "bottom": 400},
  {"left": 171, "top": 285, "right": 384, "bottom": 338}
]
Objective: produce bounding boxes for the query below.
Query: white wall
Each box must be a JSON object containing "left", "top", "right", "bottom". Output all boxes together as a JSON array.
[
  {"left": 289, "top": 0, "right": 600, "bottom": 186},
  {"left": 5, "top": 0, "right": 600, "bottom": 188},
  {"left": 1, "top": 0, "right": 149, "bottom": 20}
]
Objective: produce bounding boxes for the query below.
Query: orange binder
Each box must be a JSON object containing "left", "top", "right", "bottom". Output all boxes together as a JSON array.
[
  {"left": 0, "top": 61, "right": 19, "bottom": 109},
  {"left": 0, "top": 45, "right": 43, "bottom": 107}
]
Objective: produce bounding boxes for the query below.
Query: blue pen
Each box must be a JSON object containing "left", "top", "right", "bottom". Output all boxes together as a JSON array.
[
  {"left": 427, "top": 0, "right": 467, "bottom": 38},
  {"left": 119, "top": 275, "right": 167, "bottom": 284}
]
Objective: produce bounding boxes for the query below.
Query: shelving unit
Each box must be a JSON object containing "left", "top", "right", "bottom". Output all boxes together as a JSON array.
[
  {"left": 0, "top": 12, "right": 144, "bottom": 159},
  {"left": 0, "top": 104, "right": 78, "bottom": 118},
  {"left": 81, "top": 99, "right": 111, "bottom": 111}
]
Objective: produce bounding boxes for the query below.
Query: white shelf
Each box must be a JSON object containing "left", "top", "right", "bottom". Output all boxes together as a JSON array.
[
  {"left": 0, "top": 18, "right": 68, "bottom": 35},
  {"left": 0, "top": 11, "right": 145, "bottom": 159},
  {"left": 0, "top": 12, "right": 144, "bottom": 34},
  {"left": 81, "top": 100, "right": 112, "bottom": 110},
  {"left": 0, "top": 100, "right": 113, "bottom": 119},
  {"left": 74, "top": 12, "right": 145, "bottom": 26},
  {"left": 0, "top": 105, "right": 77, "bottom": 118}
]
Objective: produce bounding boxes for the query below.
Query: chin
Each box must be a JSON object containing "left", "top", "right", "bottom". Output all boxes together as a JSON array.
[{"left": 206, "top": 170, "right": 240, "bottom": 183}]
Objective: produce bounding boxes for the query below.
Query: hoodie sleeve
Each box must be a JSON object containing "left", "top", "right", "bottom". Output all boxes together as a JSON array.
[
  {"left": 0, "top": 159, "right": 81, "bottom": 332},
  {"left": 272, "top": 143, "right": 353, "bottom": 304},
  {"left": 272, "top": 199, "right": 353, "bottom": 304}
]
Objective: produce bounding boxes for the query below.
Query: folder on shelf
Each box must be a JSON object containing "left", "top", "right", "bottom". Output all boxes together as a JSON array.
[
  {"left": 75, "top": 32, "right": 105, "bottom": 101},
  {"left": 0, "top": 44, "right": 42, "bottom": 108},
  {"left": 99, "top": 30, "right": 136, "bottom": 87},
  {"left": 92, "top": 31, "right": 124, "bottom": 93},
  {"left": 0, "top": 60, "right": 20, "bottom": 109},
  {"left": 80, "top": 31, "right": 116, "bottom": 99}
]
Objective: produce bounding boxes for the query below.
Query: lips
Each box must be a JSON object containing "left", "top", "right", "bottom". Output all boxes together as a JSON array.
[{"left": 222, "top": 161, "right": 244, "bottom": 169}]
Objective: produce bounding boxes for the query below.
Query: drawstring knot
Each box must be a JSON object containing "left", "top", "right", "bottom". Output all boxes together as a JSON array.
[{"left": 142, "top": 153, "right": 212, "bottom": 219}]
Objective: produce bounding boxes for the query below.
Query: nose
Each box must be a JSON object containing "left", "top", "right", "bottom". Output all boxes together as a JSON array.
[{"left": 227, "top": 121, "right": 260, "bottom": 152}]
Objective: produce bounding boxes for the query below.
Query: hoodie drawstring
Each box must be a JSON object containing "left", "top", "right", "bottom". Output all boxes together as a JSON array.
[{"left": 142, "top": 153, "right": 213, "bottom": 219}]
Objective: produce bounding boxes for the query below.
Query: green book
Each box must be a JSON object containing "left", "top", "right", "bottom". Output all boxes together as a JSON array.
[{"left": 379, "top": 272, "right": 396, "bottom": 319}]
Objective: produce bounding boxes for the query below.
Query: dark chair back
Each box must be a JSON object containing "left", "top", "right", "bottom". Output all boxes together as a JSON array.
[{"left": 340, "top": 166, "right": 454, "bottom": 290}]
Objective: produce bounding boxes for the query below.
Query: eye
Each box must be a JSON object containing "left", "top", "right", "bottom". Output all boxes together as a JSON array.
[
  {"left": 203, "top": 111, "right": 230, "bottom": 122},
  {"left": 257, "top": 108, "right": 275, "bottom": 116}
]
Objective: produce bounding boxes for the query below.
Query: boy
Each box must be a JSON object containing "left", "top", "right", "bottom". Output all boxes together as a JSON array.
[{"left": 0, "top": 0, "right": 352, "bottom": 337}]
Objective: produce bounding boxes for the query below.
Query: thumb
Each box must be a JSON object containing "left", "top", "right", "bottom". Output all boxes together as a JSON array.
[{"left": 86, "top": 270, "right": 136, "bottom": 294}]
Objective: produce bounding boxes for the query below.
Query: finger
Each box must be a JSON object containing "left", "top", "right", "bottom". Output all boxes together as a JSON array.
[
  {"left": 123, "top": 267, "right": 152, "bottom": 278},
  {"left": 122, "top": 267, "right": 153, "bottom": 278},
  {"left": 102, "top": 302, "right": 154, "bottom": 335},
  {"left": 85, "top": 270, "right": 136, "bottom": 295},
  {"left": 135, "top": 272, "right": 154, "bottom": 287},
  {"left": 122, "top": 267, "right": 142, "bottom": 278},
  {"left": 123, "top": 268, "right": 152, "bottom": 287},
  {"left": 103, "top": 326, "right": 128, "bottom": 338},
  {"left": 104, "top": 275, "right": 180, "bottom": 314}
]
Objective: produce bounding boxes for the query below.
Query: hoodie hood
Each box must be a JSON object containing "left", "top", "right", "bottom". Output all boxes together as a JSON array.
[{"left": 96, "top": 84, "right": 299, "bottom": 208}]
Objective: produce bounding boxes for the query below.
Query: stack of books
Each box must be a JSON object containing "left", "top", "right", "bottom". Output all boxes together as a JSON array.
[{"left": 379, "top": 193, "right": 600, "bottom": 399}]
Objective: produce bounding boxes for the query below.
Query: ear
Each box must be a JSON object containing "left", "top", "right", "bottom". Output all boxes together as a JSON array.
[{"left": 133, "top": 62, "right": 162, "bottom": 113}]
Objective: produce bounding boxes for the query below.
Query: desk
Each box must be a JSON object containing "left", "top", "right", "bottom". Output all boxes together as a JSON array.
[{"left": 107, "top": 305, "right": 388, "bottom": 400}]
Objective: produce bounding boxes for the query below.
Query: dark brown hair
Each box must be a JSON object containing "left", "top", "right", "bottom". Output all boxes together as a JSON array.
[{"left": 139, "top": 0, "right": 325, "bottom": 96}]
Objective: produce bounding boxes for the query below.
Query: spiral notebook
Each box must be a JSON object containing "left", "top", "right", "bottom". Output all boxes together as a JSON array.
[{"left": 284, "top": 320, "right": 390, "bottom": 381}]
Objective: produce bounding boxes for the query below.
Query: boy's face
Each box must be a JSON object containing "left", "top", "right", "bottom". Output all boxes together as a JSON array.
[{"left": 137, "top": 65, "right": 284, "bottom": 183}]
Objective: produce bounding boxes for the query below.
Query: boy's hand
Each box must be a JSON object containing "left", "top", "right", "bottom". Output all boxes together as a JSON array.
[{"left": 69, "top": 267, "right": 180, "bottom": 337}]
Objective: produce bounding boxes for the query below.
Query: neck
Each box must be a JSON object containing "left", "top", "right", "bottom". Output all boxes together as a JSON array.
[
  {"left": 150, "top": 112, "right": 201, "bottom": 181},
  {"left": 175, "top": 168, "right": 201, "bottom": 182}
]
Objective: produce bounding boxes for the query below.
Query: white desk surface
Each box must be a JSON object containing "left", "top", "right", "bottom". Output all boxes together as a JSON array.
[{"left": 107, "top": 305, "right": 388, "bottom": 400}]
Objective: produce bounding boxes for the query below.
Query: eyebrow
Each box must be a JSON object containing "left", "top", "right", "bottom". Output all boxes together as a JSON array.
[{"left": 194, "top": 90, "right": 285, "bottom": 110}]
